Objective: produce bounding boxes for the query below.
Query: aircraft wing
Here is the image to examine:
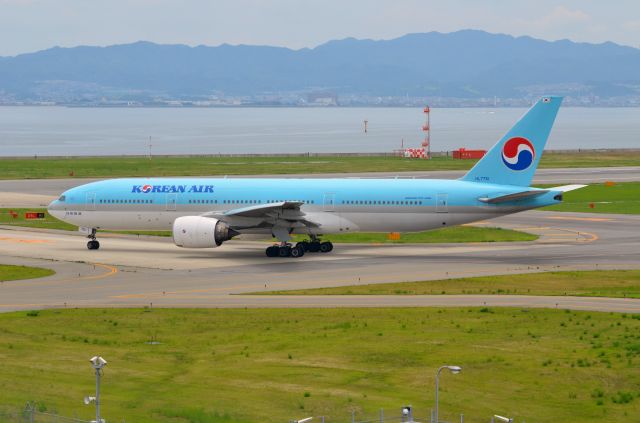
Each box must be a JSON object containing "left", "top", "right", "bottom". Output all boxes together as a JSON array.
[
  {"left": 212, "top": 201, "right": 305, "bottom": 218},
  {"left": 202, "top": 201, "right": 320, "bottom": 229}
]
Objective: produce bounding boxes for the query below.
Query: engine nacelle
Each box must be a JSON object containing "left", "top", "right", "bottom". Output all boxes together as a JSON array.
[{"left": 172, "top": 216, "right": 237, "bottom": 248}]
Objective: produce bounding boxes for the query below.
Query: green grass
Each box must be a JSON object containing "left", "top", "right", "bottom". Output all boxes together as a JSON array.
[
  {"left": 0, "top": 308, "right": 638, "bottom": 423},
  {"left": 1, "top": 150, "right": 639, "bottom": 180},
  {"left": 285, "top": 226, "right": 537, "bottom": 243},
  {"left": 260, "top": 270, "right": 640, "bottom": 298},
  {"left": 0, "top": 264, "right": 55, "bottom": 282},
  {"left": 541, "top": 182, "right": 640, "bottom": 214},
  {"left": 0, "top": 209, "right": 172, "bottom": 236},
  {"left": 0, "top": 208, "right": 76, "bottom": 231}
]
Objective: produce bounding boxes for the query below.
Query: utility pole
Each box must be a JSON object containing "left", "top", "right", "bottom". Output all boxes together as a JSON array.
[{"left": 86, "top": 356, "right": 107, "bottom": 423}]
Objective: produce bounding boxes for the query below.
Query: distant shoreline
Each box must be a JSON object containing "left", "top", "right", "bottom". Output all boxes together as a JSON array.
[
  {"left": 2, "top": 104, "right": 640, "bottom": 109},
  {"left": 2, "top": 148, "right": 639, "bottom": 160}
]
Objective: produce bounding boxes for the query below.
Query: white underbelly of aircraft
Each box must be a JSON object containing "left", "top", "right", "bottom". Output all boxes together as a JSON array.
[{"left": 56, "top": 208, "right": 509, "bottom": 233}]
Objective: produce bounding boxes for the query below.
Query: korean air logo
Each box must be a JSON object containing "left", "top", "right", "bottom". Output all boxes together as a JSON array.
[
  {"left": 141, "top": 184, "right": 152, "bottom": 193},
  {"left": 501, "top": 137, "right": 535, "bottom": 171}
]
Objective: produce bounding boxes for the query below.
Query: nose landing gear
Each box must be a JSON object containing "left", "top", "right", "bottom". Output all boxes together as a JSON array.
[{"left": 86, "top": 228, "right": 100, "bottom": 250}]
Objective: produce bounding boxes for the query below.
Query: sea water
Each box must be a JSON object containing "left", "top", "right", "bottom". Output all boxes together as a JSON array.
[{"left": 0, "top": 106, "right": 638, "bottom": 156}]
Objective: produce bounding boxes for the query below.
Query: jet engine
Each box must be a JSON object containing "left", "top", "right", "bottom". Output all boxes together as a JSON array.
[{"left": 172, "top": 216, "right": 238, "bottom": 248}]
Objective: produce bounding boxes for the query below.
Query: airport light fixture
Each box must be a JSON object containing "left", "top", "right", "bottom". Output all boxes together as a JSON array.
[
  {"left": 435, "top": 365, "right": 462, "bottom": 423},
  {"left": 86, "top": 356, "right": 107, "bottom": 423}
]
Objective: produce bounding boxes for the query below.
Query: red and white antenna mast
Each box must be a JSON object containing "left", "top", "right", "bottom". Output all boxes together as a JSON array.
[{"left": 421, "top": 105, "right": 431, "bottom": 159}]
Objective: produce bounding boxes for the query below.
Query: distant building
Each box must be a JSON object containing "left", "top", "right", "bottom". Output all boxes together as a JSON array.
[{"left": 306, "top": 91, "right": 338, "bottom": 106}]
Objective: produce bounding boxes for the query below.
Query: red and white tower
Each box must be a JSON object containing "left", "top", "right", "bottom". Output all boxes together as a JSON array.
[{"left": 421, "top": 105, "right": 431, "bottom": 159}]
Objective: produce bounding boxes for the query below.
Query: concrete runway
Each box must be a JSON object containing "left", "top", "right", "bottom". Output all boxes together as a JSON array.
[
  {"left": 1, "top": 166, "right": 639, "bottom": 207},
  {"left": 1, "top": 210, "right": 639, "bottom": 313}
]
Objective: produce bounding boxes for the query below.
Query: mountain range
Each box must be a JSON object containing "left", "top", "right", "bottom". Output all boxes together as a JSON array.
[{"left": 1, "top": 30, "right": 639, "bottom": 103}]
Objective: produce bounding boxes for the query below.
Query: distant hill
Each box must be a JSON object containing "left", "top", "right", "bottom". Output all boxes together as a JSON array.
[{"left": 1, "top": 30, "right": 639, "bottom": 102}]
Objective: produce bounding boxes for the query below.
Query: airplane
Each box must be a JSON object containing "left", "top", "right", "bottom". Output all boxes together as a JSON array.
[{"left": 48, "top": 96, "right": 584, "bottom": 258}]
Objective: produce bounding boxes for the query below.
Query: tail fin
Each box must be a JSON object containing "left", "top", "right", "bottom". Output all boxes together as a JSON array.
[{"left": 461, "top": 96, "right": 562, "bottom": 186}]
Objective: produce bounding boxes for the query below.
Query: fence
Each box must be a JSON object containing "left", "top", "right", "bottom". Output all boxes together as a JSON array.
[
  {"left": 294, "top": 407, "right": 464, "bottom": 423},
  {"left": 0, "top": 403, "right": 94, "bottom": 423},
  {"left": 1, "top": 404, "right": 466, "bottom": 423}
]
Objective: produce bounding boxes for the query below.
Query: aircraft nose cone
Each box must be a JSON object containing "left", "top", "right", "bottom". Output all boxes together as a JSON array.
[{"left": 47, "top": 200, "right": 65, "bottom": 219}]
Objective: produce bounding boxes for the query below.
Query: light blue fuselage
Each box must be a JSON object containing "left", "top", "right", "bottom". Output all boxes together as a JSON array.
[
  {"left": 48, "top": 177, "right": 561, "bottom": 234},
  {"left": 47, "top": 96, "right": 567, "bottom": 250}
]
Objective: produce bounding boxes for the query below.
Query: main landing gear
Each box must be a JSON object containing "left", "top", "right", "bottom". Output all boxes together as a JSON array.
[
  {"left": 264, "top": 238, "right": 333, "bottom": 258},
  {"left": 86, "top": 228, "right": 100, "bottom": 250}
]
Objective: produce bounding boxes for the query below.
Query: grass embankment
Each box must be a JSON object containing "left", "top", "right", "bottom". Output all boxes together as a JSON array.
[
  {"left": 541, "top": 182, "right": 640, "bottom": 214},
  {"left": 0, "top": 208, "right": 76, "bottom": 231},
  {"left": 286, "top": 226, "right": 537, "bottom": 243},
  {"left": 1, "top": 150, "right": 639, "bottom": 179},
  {"left": 261, "top": 270, "right": 640, "bottom": 298},
  {"left": 0, "top": 264, "right": 54, "bottom": 281},
  {"left": 1, "top": 208, "right": 536, "bottom": 243},
  {"left": 0, "top": 308, "right": 638, "bottom": 423},
  {"left": 0, "top": 208, "right": 171, "bottom": 236}
]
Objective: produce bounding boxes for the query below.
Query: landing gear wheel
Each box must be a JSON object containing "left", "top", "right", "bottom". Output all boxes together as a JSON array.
[
  {"left": 265, "top": 246, "right": 278, "bottom": 257},
  {"left": 87, "top": 240, "right": 100, "bottom": 250},
  {"left": 290, "top": 245, "right": 305, "bottom": 258},
  {"left": 308, "top": 241, "right": 321, "bottom": 252},
  {"left": 296, "top": 241, "right": 310, "bottom": 252},
  {"left": 319, "top": 241, "right": 333, "bottom": 253},
  {"left": 86, "top": 228, "right": 99, "bottom": 250},
  {"left": 278, "top": 246, "right": 291, "bottom": 257}
]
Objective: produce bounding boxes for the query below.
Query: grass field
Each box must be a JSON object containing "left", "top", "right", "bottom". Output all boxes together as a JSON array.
[
  {"left": 0, "top": 208, "right": 537, "bottom": 243},
  {"left": 260, "top": 270, "right": 640, "bottom": 298},
  {"left": 287, "top": 226, "right": 538, "bottom": 243},
  {"left": 0, "top": 208, "right": 76, "bottom": 231},
  {"left": 0, "top": 208, "right": 172, "bottom": 237},
  {"left": 540, "top": 182, "right": 640, "bottom": 214},
  {"left": 1, "top": 150, "right": 639, "bottom": 180},
  {"left": 0, "top": 308, "right": 638, "bottom": 423},
  {"left": 0, "top": 264, "right": 54, "bottom": 281}
]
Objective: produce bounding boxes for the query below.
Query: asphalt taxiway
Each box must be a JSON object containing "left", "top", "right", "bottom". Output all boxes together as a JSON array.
[{"left": 1, "top": 210, "right": 639, "bottom": 313}]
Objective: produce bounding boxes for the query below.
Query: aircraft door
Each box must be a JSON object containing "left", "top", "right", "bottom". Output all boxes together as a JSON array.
[
  {"left": 323, "top": 193, "right": 336, "bottom": 211},
  {"left": 436, "top": 193, "right": 448, "bottom": 213},
  {"left": 86, "top": 193, "right": 97, "bottom": 211},
  {"left": 166, "top": 193, "right": 177, "bottom": 211}
]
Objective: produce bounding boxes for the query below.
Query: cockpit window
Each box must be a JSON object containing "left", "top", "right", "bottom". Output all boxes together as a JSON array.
[{"left": 58, "top": 195, "right": 66, "bottom": 202}]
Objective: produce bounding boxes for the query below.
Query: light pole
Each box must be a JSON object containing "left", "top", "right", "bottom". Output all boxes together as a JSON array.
[
  {"left": 434, "top": 365, "right": 461, "bottom": 423},
  {"left": 86, "top": 356, "right": 107, "bottom": 423}
]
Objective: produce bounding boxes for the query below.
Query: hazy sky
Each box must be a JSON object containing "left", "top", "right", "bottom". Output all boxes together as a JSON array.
[{"left": 1, "top": 0, "right": 639, "bottom": 56}]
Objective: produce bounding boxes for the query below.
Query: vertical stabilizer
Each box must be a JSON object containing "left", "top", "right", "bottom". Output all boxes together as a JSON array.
[{"left": 461, "top": 96, "right": 562, "bottom": 186}]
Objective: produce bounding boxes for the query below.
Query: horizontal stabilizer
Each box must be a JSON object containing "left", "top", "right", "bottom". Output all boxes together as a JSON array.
[
  {"left": 479, "top": 190, "right": 549, "bottom": 204},
  {"left": 550, "top": 184, "right": 587, "bottom": 192}
]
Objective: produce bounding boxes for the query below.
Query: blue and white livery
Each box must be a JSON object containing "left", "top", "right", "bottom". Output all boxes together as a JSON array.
[{"left": 48, "top": 96, "right": 584, "bottom": 258}]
